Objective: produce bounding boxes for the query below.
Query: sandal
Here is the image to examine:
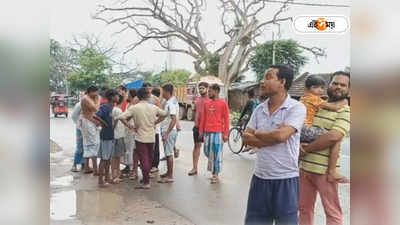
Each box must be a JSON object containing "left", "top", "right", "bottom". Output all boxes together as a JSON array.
[
  {"left": 188, "top": 170, "right": 197, "bottom": 176},
  {"left": 98, "top": 182, "right": 110, "bottom": 188},
  {"left": 158, "top": 178, "right": 174, "bottom": 183},
  {"left": 210, "top": 176, "right": 219, "bottom": 184},
  {"left": 150, "top": 168, "right": 159, "bottom": 173},
  {"left": 160, "top": 173, "right": 168, "bottom": 178},
  {"left": 71, "top": 166, "right": 79, "bottom": 172},
  {"left": 135, "top": 184, "right": 151, "bottom": 189},
  {"left": 84, "top": 169, "right": 93, "bottom": 174},
  {"left": 129, "top": 174, "right": 138, "bottom": 180},
  {"left": 113, "top": 178, "right": 122, "bottom": 184}
]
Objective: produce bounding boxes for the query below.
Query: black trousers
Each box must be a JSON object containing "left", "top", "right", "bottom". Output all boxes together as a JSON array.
[{"left": 152, "top": 133, "right": 160, "bottom": 168}]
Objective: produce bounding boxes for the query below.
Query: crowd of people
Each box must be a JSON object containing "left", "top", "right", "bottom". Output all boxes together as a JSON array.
[
  {"left": 70, "top": 81, "right": 230, "bottom": 188},
  {"left": 66, "top": 64, "right": 350, "bottom": 225}
]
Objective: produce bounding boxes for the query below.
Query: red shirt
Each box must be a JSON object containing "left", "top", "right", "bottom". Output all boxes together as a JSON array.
[
  {"left": 194, "top": 95, "right": 210, "bottom": 128},
  {"left": 199, "top": 99, "right": 230, "bottom": 137},
  {"left": 121, "top": 99, "right": 128, "bottom": 112},
  {"left": 100, "top": 96, "right": 108, "bottom": 105}
]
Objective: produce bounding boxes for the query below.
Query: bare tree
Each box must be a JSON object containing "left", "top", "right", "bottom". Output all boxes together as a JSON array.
[{"left": 94, "top": 0, "right": 330, "bottom": 98}]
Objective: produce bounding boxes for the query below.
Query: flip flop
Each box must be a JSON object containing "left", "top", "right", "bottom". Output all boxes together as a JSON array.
[
  {"left": 210, "top": 177, "right": 219, "bottom": 184},
  {"left": 71, "top": 167, "right": 79, "bottom": 173},
  {"left": 188, "top": 171, "right": 197, "bottom": 176},
  {"left": 135, "top": 185, "right": 151, "bottom": 189},
  {"left": 150, "top": 168, "right": 159, "bottom": 173},
  {"left": 129, "top": 174, "right": 138, "bottom": 180},
  {"left": 336, "top": 176, "right": 350, "bottom": 184},
  {"left": 98, "top": 182, "right": 110, "bottom": 188},
  {"left": 158, "top": 178, "right": 174, "bottom": 183}
]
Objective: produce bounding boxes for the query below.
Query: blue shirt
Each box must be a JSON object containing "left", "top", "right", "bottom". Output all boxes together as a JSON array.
[
  {"left": 96, "top": 103, "right": 114, "bottom": 140},
  {"left": 247, "top": 95, "right": 306, "bottom": 180}
]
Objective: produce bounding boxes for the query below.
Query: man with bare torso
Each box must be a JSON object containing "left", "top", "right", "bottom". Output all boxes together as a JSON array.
[{"left": 80, "top": 85, "right": 105, "bottom": 175}]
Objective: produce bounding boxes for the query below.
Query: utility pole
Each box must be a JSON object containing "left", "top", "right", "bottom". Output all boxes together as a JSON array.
[{"left": 272, "top": 31, "right": 276, "bottom": 65}]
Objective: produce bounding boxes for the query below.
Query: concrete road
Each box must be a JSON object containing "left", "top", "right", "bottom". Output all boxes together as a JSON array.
[{"left": 50, "top": 115, "right": 350, "bottom": 225}]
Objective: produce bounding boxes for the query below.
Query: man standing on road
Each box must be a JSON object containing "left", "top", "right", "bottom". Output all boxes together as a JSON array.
[
  {"left": 298, "top": 71, "right": 351, "bottom": 225},
  {"left": 243, "top": 65, "right": 306, "bottom": 225},
  {"left": 158, "top": 84, "right": 179, "bottom": 183},
  {"left": 116, "top": 87, "right": 167, "bottom": 189},
  {"left": 199, "top": 84, "right": 229, "bottom": 184},
  {"left": 80, "top": 85, "right": 106, "bottom": 175},
  {"left": 71, "top": 92, "right": 85, "bottom": 172},
  {"left": 188, "top": 82, "right": 209, "bottom": 176}
]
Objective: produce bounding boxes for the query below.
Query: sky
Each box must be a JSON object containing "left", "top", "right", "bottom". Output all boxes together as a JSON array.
[{"left": 50, "top": 0, "right": 350, "bottom": 81}]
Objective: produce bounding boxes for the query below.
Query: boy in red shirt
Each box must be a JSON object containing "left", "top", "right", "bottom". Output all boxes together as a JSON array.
[{"left": 199, "top": 84, "right": 230, "bottom": 184}]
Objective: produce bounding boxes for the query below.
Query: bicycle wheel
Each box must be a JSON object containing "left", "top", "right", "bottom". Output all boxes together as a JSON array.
[{"left": 228, "top": 127, "right": 244, "bottom": 154}]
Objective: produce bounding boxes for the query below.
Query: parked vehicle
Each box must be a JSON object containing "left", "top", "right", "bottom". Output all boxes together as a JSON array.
[
  {"left": 175, "top": 76, "right": 225, "bottom": 121},
  {"left": 50, "top": 94, "right": 70, "bottom": 118}
]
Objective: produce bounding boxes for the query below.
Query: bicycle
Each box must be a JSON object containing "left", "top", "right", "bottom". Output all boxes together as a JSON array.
[{"left": 228, "top": 118, "right": 247, "bottom": 154}]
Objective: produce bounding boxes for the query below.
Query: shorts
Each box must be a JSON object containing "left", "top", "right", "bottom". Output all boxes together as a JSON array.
[
  {"left": 300, "top": 126, "right": 327, "bottom": 143},
  {"left": 161, "top": 129, "right": 178, "bottom": 157},
  {"left": 113, "top": 138, "right": 126, "bottom": 157},
  {"left": 192, "top": 127, "right": 203, "bottom": 143},
  {"left": 98, "top": 140, "right": 114, "bottom": 160}
]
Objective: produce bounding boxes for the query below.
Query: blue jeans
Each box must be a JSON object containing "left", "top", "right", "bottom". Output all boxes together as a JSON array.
[
  {"left": 244, "top": 175, "right": 299, "bottom": 225},
  {"left": 73, "top": 129, "right": 84, "bottom": 165}
]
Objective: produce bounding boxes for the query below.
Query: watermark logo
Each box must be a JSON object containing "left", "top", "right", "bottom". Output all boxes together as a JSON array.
[{"left": 293, "top": 16, "right": 349, "bottom": 34}]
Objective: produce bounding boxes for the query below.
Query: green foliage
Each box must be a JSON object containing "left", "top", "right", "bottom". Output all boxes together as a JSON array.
[
  {"left": 207, "top": 54, "right": 220, "bottom": 76},
  {"left": 230, "top": 111, "right": 241, "bottom": 124},
  {"left": 67, "top": 48, "right": 112, "bottom": 91},
  {"left": 151, "top": 73, "right": 162, "bottom": 85},
  {"left": 249, "top": 39, "right": 308, "bottom": 81},
  {"left": 50, "top": 39, "right": 78, "bottom": 93},
  {"left": 156, "top": 69, "right": 191, "bottom": 85}
]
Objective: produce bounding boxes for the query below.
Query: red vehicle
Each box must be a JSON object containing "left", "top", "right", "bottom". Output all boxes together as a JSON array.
[{"left": 50, "top": 94, "right": 69, "bottom": 118}]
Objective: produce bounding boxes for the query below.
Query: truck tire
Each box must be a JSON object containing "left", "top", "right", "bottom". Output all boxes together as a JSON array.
[
  {"left": 186, "top": 107, "right": 194, "bottom": 121},
  {"left": 179, "top": 105, "right": 186, "bottom": 120}
]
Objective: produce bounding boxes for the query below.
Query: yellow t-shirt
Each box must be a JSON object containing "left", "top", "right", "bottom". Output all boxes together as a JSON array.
[{"left": 299, "top": 105, "right": 351, "bottom": 174}]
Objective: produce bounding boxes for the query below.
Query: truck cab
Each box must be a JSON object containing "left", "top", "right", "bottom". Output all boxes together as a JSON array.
[{"left": 176, "top": 76, "right": 225, "bottom": 121}]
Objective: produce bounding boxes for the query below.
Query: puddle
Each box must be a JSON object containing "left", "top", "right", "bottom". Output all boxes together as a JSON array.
[
  {"left": 50, "top": 190, "right": 124, "bottom": 222},
  {"left": 51, "top": 175, "right": 74, "bottom": 187},
  {"left": 50, "top": 190, "right": 76, "bottom": 220}
]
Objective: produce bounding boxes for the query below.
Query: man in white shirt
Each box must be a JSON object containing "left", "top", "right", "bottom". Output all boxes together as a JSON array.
[{"left": 158, "top": 84, "right": 179, "bottom": 183}]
